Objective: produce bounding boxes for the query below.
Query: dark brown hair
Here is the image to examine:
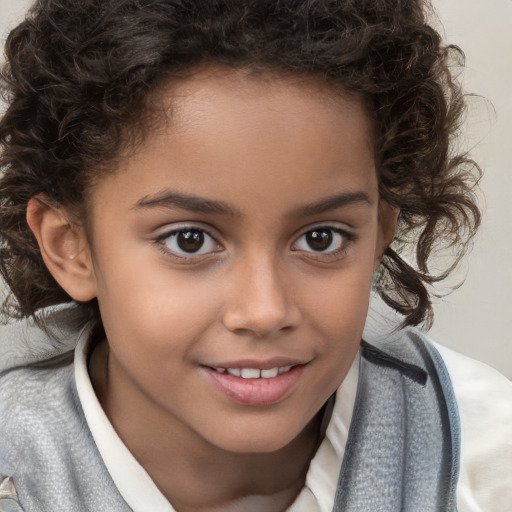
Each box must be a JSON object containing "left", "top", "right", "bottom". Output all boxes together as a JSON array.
[{"left": 0, "top": 0, "right": 480, "bottom": 328}]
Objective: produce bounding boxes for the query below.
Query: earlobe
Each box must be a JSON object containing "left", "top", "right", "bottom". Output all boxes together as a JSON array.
[
  {"left": 26, "top": 196, "right": 97, "bottom": 302},
  {"left": 374, "top": 201, "right": 400, "bottom": 268}
]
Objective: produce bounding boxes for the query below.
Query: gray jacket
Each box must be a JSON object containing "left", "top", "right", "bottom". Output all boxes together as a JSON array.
[{"left": 0, "top": 310, "right": 459, "bottom": 511}]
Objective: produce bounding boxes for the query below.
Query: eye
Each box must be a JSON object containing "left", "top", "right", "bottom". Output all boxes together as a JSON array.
[
  {"left": 292, "top": 226, "right": 354, "bottom": 256},
  {"left": 157, "top": 228, "right": 221, "bottom": 258}
]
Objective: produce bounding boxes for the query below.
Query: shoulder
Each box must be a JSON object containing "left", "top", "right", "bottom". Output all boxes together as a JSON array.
[
  {"left": 433, "top": 342, "right": 511, "bottom": 418},
  {"left": 0, "top": 305, "right": 83, "bottom": 373},
  {"left": 433, "top": 342, "right": 512, "bottom": 512},
  {"left": 0, "top": 356, "right": 76, "bottom": 475},
  {"left": 364, "top": 310, "right": 512, "bottom": 511}
]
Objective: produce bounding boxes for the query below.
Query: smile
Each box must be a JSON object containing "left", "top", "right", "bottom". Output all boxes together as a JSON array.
[
  {"left": 213, "top": 366, "right": 293, "bottom": 379},
  {"left": 204, "top": 364, "right": 305, "bottom": 405}
]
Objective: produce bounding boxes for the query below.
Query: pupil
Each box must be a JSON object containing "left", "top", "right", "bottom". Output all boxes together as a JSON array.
[
  {"left": 306, "top": 230, "right": 332, "bottom": 251},
  {"left": 177, "top": 230, "right": 204, "bottom": 252}
]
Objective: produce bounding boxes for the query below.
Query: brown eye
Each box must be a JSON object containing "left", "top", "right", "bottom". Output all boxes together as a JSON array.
[
  {"left": 292, "top": 226, "right": 353, "bottom": 258},
  {"left": 305, "top": 229, "right": 333, "bottom": 251},
  {"left": 176, "top": 230, "right": 204, "bottom": 253},
  {"left": 160, "top": 228, "right": 220, "bottom": 257}
]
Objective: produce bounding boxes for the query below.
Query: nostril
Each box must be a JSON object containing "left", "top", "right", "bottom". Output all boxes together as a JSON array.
[
  {"left": 222, "top": 309, "right": 300, "bottom": 338},
  {"left": 221, "top": 262, "right": 302, "bottom": 336}
]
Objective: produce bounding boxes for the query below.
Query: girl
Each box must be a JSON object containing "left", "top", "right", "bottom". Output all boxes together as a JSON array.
[{"left": 0, "top": 0, "right": 510, "bottom": 511}]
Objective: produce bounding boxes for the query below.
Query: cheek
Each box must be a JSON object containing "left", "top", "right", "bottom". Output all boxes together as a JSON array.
[
  {"left": 302, "top": 265, "right": 373, "bottom": 393},
  {"left": 323, "top": 274, "right": 372, "bottom": 327},
  {"left": 92, "top": 248, "right": 221, "bottom": 363},
  {"left": 86, "top": 227, "right": 223, "bottom": 361},
  {"left": 304, "top": 255, "right": 375, "bottom": 331}
]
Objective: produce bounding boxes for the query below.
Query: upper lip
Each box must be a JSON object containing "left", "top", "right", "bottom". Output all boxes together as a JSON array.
[{"left": 204, "top": 357, "right": 310, "bottom": 370}]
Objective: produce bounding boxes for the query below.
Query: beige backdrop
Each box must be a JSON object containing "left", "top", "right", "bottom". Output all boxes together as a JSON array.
[{"left": 1, "top": 0, "right": 511, "bottom": 377}]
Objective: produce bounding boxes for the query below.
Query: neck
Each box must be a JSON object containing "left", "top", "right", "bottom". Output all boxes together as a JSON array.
[{"left": 89, "top": 339, "right": 324, "bottom": 511}]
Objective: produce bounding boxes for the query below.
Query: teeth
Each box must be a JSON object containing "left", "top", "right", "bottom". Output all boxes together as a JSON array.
[
  {"left": 260, "top": 367, "right": 279, "bottom": 378},
  {"left": 240, "top": 368, "right": 261, "bottom": 379},
  {"left": 220, "top": 366, "right": 294, "bottom": 379}
]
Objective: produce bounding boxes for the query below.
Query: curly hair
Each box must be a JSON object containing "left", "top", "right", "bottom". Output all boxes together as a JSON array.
[{"left": 0, "top": 0, "right": 480, "bottom": 328}]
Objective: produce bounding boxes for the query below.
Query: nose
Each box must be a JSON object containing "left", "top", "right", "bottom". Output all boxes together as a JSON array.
[{"left": 221, "top": 253, "right": 301, "bottom": 338}]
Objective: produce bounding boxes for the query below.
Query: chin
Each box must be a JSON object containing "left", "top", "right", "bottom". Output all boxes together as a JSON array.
[
  {"left": 219, "top": 438, "right": 294, "bottom": 455},
  {"left": 203, "top": 420, "right": 309, "bottom": 455}
]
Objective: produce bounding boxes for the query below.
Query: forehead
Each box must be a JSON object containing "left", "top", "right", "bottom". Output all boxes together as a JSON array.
[
  {"left": 92, "top": 67, "right": 377, "bottom": 217},
  {"left": 164, "top": 67, "right": 373, "bottom": 161},
  {"left": 167, "top": 67, "right": 367, "bottom": 126}
]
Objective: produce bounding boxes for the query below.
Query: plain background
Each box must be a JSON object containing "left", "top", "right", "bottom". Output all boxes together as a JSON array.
[{"left": 1, "top": 0, "right": 511, "bottom": 378}]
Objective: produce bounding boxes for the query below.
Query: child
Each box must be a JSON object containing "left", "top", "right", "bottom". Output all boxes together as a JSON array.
[{"left": 0, "top": 0, "right": 510, "bottom": 511}]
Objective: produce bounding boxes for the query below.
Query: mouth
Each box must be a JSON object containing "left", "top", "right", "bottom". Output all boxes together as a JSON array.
[
  {"left": 202, "top": 362, "right": 305, "bottom": 405},
  {"left": 211, "top": 365, "right": 293, "bottom": 379}
]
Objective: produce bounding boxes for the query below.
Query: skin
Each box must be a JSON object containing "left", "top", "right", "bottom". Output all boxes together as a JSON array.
[{"left": 27, "top": 68, "right": 397, "bottom": 511}]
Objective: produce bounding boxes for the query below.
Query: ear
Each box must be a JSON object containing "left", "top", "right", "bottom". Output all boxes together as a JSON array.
[
  {"left": 26, "top": 196, "right": 97, "bottom": 302},
  {"left": 374, "top": 200, "right": 399, "bottom": 269}
]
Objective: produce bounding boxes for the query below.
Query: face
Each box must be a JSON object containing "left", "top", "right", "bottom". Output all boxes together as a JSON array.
[{"left": 80, "top": 69, "right": 396, "bottom": 454}]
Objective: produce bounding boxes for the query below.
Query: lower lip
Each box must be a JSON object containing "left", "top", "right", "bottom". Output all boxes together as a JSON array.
[{"left": 203, "top": 365, "right": 304, "bottom": 405}]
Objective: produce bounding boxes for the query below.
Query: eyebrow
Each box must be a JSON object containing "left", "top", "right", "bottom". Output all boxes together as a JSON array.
[
  {"left": 133, "top": 190, "right": 238, "bottom": 215},
  {"left": 133, "top": 189, "right": 372, "bottom": 216},
  {"left": 296, "top": 191, "right": 372, "bottom": 216}
]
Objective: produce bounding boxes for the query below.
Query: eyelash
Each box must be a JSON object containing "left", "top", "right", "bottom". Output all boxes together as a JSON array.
[
  {"left": 153, "top": 225, "right": 356, "bottom": 263},
  {"left": 154, "top": 226, "right": 222, "bottom": 262},
  {"left": 291, "top": 226, "right": 357, "bottom": 262}
]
